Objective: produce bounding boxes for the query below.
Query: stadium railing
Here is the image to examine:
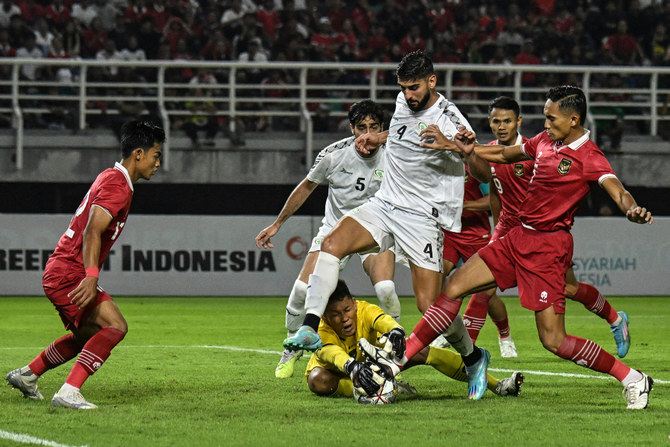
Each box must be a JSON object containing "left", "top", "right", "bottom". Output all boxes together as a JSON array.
[{"left": 1, "top": 59, "right": 669, "bottom": 170}]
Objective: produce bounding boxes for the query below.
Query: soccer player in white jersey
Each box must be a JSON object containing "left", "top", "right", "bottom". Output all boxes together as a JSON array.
[
  {"left": 283, "top": 50, "right": 494, "bottom": 400},
  {"left": 255, "top": 100, "right": 401, "bottom": 379}
]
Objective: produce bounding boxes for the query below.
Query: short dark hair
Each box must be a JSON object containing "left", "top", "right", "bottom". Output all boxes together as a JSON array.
[
  {"left": 327, "top": 279, "right": 353, "bottom": 307},
  {"left": 488, "top": 96, "right": 520, "bottom": 117},
  {"left": 120, "top": 120, "right": 165, "bottom": 159},
  {"left": 348, "top": 99, "right": 384, "bottom": 126},
  {"left": 546, "top": 85, "right": 587, "bottom": 125},
  {"left": 396, "top": 50, "right": 434, "bottom": 81}
]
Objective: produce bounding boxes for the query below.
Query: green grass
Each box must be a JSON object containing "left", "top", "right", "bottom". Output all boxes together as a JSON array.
[{"left": 1, "top": 296, "right": 668, "bottom": 447}]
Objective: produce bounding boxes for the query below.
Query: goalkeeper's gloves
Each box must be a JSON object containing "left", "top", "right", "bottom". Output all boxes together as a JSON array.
[
  {"left": 344, "top": 358, "right": 385, "bottom": 396},
  {"left": 379, "top": 327, "right": 406, "bottom": 361}
]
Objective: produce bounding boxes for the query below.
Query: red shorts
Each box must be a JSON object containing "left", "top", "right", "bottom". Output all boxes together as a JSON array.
[
  {"left": 43, "top": 261, "right": 112, "bottom": 330},
  {"left": 442, "top": 230, "right": 489, "bottom": 265},
  {"left": 478, "top": 225, "right": 572, "bottom": 313},
  {"left": 491, "top": 214, "right": 520, "bottom": 243}
]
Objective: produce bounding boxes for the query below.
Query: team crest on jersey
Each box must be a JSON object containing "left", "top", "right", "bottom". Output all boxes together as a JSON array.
[
  {"left": 557, "top": 158, "right": 572, "bottom": 175},
  {"left": 418, "top": 121, "right": 428, "bottom": 133},
  {"left": 514, "top": 163, "right": 525, "bottom": 177},
  {"left": 464, "top": 171, "right": 470, "bottom": 183},
  {"left": 374, "top": 169, "right": 384, "bottom": 180}
]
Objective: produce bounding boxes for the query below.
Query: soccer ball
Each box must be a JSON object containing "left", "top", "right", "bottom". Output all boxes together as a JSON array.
[{"left": 353, "top": 378, "right": 397, "bottom": 405}]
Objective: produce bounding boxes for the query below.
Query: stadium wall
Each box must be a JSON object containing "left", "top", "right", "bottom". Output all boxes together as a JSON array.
[{"left": 1, "top": 214, "right": 667, "bottom": 297}]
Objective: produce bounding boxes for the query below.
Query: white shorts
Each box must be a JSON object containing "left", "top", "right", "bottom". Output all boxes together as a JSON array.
[
  {"left": 310, "top": 222, "right": 401, "bottom": 271},
  {"left": 347, "top": 197, "right": 444, "bottom": 273}
]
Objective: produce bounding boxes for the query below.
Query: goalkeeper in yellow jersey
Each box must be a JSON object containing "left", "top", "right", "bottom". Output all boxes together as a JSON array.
[{"left": 305, "top": 280, "right": 524, "bottom": 398}]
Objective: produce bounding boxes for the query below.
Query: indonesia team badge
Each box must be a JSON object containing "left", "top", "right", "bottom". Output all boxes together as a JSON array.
[
  {"left": 558, "top": 158, "right": 572, "bottom": 175},
  {"left": 514, "top": 163, "right": 525, "bottom": 177}
]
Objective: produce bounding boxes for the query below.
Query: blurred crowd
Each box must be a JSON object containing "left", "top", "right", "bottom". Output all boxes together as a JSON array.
[{"left": 2, "top": 0, "right": 670, "bottom": 143}]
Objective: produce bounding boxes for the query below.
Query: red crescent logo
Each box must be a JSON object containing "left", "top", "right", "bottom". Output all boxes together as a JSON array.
[{"left": 286, "top": 236, "right": 309, "bottom": 260}]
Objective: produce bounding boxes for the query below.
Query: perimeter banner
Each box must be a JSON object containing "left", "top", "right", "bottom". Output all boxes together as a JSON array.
[{"left": 0, "top": 214, "right": 667, "bottom": 296}]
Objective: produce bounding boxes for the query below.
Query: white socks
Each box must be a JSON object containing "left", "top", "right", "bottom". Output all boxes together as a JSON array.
[
  {"left": 304, "top": 252, "right": 341, "bottom": 318},
  {"left": 285, "top": 279, "right": 308, "bottom": 336},
  {"left": 374, "top": 280, "right": 401, "bottom": 322}
]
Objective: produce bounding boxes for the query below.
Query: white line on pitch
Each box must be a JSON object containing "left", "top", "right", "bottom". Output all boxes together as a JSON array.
[
  {"left": 2, "top": 344, "right": 667, "bottom": 384},
  {"left": 0, "top": 430, "right": 87, "bottom": 447}
]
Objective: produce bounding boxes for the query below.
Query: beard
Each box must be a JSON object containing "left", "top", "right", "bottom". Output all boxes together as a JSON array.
[{"left": 406, "top": 91, "right": 430, "bottom": 112}]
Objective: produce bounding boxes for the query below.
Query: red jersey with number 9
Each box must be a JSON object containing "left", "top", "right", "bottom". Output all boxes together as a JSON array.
[
  {"left": 44, "top": 163, "right": 133, "bottom": 286},
  {"left": 489, "top": 136, "right": 531, "bottom": 232}
]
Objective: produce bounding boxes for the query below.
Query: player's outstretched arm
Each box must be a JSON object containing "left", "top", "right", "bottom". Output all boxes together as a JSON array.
[
  {"left": 355, "top": 130, "right": 388, "bottom": 155},
  {"left": 68, "top": 206, "right": 112, "bottom": 309},
  {"left": 601, "top": 177, "right": 654, "bottom": 225},
  {"left": 255, "top": 178, "right": 319, "bottom": 248}
]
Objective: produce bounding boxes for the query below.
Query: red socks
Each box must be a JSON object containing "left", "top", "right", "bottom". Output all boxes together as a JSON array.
[
  {"left": 572, "top": 282, "right": 619, "bottom": 325},
  {"left": 405, "top": 293, "right": 462, "bottom": 359},
  {"left": 29, "top": 333, "right": 81, "bottom": 376},
  {"left": 462, "top": 292, "right": 490, "bottom": 342},
  {"left": 556, "top": 334, "right": 630, "bottom": 381},
  {"left": 66, "top": 327, "right": 126, "bottom": 389}
]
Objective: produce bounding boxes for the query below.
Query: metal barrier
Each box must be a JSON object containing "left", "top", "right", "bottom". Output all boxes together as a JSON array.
[{"left": 1, "top": 59, "right": 669, "bottom": 170}]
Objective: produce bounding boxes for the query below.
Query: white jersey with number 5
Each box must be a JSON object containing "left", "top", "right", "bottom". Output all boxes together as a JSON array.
[
  {"left": 376, "top": 92, "right": 470, "bottom": 231},
  {"left": 307, "top": 135, "right": 386, "bottom": 229}
]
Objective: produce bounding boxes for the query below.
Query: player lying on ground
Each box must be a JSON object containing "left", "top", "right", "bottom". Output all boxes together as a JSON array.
[{"left": 306, "top": 280, "right": 523, "bottom": 400}]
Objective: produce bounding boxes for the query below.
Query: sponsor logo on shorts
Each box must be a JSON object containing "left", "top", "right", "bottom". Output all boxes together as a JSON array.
[
  {"left": 514, "top": 163, "right": 525, "bottom": 177},
  {"left": 557, "top": 158, "right": 572, "bottom": 175},
  {"left": 540, "top": 291, "right": 548, "bottom": 303},
  {"left": 432, "top": 208, "right": 439, "bottom": 218}
]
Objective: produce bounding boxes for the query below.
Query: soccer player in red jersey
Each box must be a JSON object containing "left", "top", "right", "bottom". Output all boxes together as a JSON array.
[
  {"left": 465, "top": 96, "right": 633, "bottom": 359},
  {"left": 440, "top": 164, "right": 518, "bottom": 358},
  {"left": 6, "top": 120, "right": 165, "bottom": 410},
  {"left": 364, "top": 86, "right": 654, "bottom": 409}
]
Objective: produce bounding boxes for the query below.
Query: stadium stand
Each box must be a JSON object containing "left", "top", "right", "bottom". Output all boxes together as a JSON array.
[{"left": 1, "top": 0, "right": 669, "bottom": 215}]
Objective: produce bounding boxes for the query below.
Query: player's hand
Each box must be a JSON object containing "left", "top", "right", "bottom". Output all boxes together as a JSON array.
[
  {"left": 255, "top": 224, "right": 279, "bottom": 248},
  {"left": 355, "top": 132, "right": 382, "bottom": 155},
  {"left": 67, "top": 277, "right": 99, "bottom": 309},
  {"left": 379, "top": 328, "right": 406, "bottom": 361},
  {"left": 419, "top": 124, "right": 454, "bottom": 150},
  {"left": 345, "top": 359, "right": 385, "bottom": 396},
  {"left": 626, "top": 206, "right": 653, "bottom": 224},
  {"left": 454, "top": 127, "right": 477, "bottom": 156}
]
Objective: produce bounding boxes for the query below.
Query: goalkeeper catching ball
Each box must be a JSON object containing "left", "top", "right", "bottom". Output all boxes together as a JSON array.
[{"left": 305, "top": 280, "right": 523, "bottom": 400}]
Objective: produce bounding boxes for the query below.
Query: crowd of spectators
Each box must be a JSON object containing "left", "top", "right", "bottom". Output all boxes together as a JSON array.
[{"left": 2, "top": 0, "right": 670, "bottom": 141}]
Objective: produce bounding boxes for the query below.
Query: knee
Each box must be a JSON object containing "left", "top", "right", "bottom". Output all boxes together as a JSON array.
[
  {"left": 307, "top": 368, "right": 338, "bottom": 396},
  {"left": 109, "top": 319, "right": 128, "bottom": 336},
  {"left": 564, "top": 282, "right": 578, "bottom": 299},
  {"left": 443, "top": 279, "right": 460, "bottom": 299},
  {"left": 538, "top": 333, "right": 562, "bottom": 354}
]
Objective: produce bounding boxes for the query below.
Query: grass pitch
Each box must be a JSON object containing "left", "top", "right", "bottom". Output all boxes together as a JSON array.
[{"left": 0, "top": 296, "right": 668, "bottom": 447}]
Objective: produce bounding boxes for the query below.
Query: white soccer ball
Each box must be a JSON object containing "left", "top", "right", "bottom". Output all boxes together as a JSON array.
[{"left": 353, "top": 378, "right": 397, "bottom": 405}]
